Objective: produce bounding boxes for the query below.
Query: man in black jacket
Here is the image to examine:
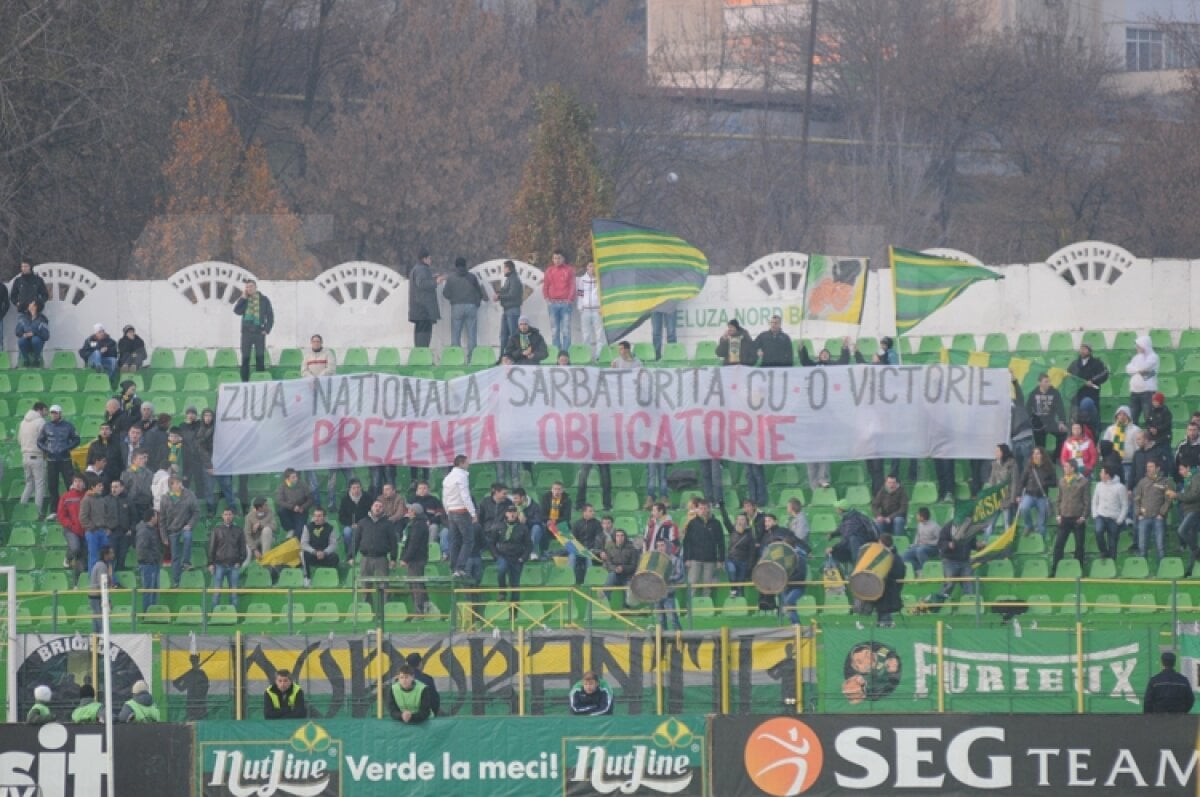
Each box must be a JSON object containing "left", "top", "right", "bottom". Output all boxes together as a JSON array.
[
  {"left": 1067, "top": 343, "right": 1109, "bottom": 418},
  {"left": 495, "top": 259, "right": 523, "bottom": 351},
  {"left": 300, "top": 508, "right": 339, "bottom": 585},
  {"left": 233, "top": 278, "right": 274, "bottom": 382},
  {"left": 1143, "top": 651, "right": 1195, "bottom": 714},
  {"left": 570, "top": 504, "right": 604, "bottom": 585},
  {"left": 338, "top": 479, "right": 374, "bottom": 559},
  {"left": 682, "top": 499, "right": 725, "bottom": 597},
  {"left": 504, "top": 316, "right": 549, "bottom": 364},
  {"left": 754, "top": 315, "right": 794, "bottom": 367},
  {"left": 264, "top": 670, "right": 307, "bottom": 720},
  {"left": 477, "top": 483, "right": 513, "bottom": 536},
  {"left": 442, "top": 257, "right": 485, "bottom": 361},
  {"left": 10, "top": 261, "right": 48, "bottom": 316},
  {"left": 399, "top": 504, "right": 430, "bottom": 614},
  {"left": 490, "top": 505, "right": 531, "bottom": 602},
  {"left": 352, "top": 501, "right": 397, "bottom": 578}
]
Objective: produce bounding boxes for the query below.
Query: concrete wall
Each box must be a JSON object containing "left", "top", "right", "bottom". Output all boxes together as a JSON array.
[{"left": 2, "top": 240, "right": 1194, "bottom": 365}]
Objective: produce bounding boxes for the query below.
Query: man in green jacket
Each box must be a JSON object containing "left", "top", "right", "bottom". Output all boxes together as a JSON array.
[
  {"left": 26, "top": 685, "right": 53, "bottom": 725},
  {"left": 71, "top": 684, "right": 104, "bottom": 723},
  {"left": 1167, "top": 464, "right": 1200, "bottom": 576},
  {"left": 388, "top": 665, "right": 434, "bottom": 724},
  {"left": 118, "top": 680, "right": 160, "bottom": 722}
]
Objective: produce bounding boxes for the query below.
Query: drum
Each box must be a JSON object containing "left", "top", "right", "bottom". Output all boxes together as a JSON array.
[
  {"left": 848, "top": 542, "right": 894, "bottom": 602},
  {"left": 751, "top": 542, "right": 798, "bottom": 595},
  {"left": 629, "top": 552, "right": 671, "bottom": 603}
]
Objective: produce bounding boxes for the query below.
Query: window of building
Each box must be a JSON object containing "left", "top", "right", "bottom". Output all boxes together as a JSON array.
[{"left": 1126, "top": 27, "right": 1164, "bottom": 71}]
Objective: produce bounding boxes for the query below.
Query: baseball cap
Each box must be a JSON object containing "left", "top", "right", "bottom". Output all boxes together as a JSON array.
[{"left": 49, "top": 404, "right": 62, "bottom": 413}]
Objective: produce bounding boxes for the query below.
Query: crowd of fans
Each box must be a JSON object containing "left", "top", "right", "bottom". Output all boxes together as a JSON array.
[{"left": 6, "top": 257, "right": 1200, "bottom": 633}]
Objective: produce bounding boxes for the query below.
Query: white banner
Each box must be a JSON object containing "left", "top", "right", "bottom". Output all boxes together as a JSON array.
[{"left": 212, "top": 365, "right": 1011, "bottom": 474}]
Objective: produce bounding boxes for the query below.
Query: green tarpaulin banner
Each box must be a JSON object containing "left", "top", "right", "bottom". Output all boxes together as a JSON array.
[
  {"left": 196, "top": 715, "right": 707, "bottom": 796},
  {"left": 821, "top": 627, "right": 1155, "bottom": 713}
]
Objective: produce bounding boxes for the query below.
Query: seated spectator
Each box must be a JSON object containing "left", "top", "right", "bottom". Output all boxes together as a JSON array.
[
  {"left": 902, "top": 507, "right": 941, "bottom": 576},
  {"left": 117, "top": 325, "right": 147, "bottom": 372},
  {"left": 79, "top": 323, "right": 119, "bottom": 386},
  {"left": 556, "top": 351, "right": 571, "bottom": 366},
  {"left": 503, "top": 316, "right": 549, "bottom": 364},
  {"left": 871, "top": 474, "right": 909, "bottom": 538},
  {"left": 300, "top": 508, "right": 340, "bottom": 586},
  {"left": 787, "top": 497, "right": 810, "bottom": 543},
  {"left": 244, "top": 497, "right": 276, "bottom": 566},
  {"left": 15, "top": 301, "right": 49, "bottom": 367},
  {"left": 602, "top": 529, "right": 638, "bottom": 607},
  {"left": 568, "top": 671, "right": 614, "bottom": 716},
  {"left": 610, "top": 341, "right": 641, "bottom": 369},
  {"left": 300, "top": 334, "right": 337, "bottom": 377},
  {"left": 276, "top": 468, "right": 314, "bottom": 538}
]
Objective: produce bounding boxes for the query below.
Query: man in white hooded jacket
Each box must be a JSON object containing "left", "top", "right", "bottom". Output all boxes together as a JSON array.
[{"left": 1125, "top": 335, "right": 1159, "bottom": 427}]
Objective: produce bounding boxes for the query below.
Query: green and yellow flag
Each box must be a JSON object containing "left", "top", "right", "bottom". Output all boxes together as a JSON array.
[
  {"left": 890, "top": 247, "right": 1002, "bottom": 334},
  {"left": 972, "top": 513, "right": 1019, "bottom": 569},
  {"left": 592, "top": 219, "right": 708, "bottom": 343},
  {"left": 940, "top": 349, "right": 1084, "bottom": 398},
  {"left": 803, "top": 254, "right": 869, "bottom": 323}
]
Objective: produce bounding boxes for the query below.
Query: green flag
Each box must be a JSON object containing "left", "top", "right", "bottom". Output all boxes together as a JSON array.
[
  {"left": 890, "top": 247, "right": 1002, "bottom": 334},
  {"left": 952, "top": 480, "right": 1011, "bottom": 541},
  {"left": 592, "top": 219, "right": 708, "bottom": 344}
]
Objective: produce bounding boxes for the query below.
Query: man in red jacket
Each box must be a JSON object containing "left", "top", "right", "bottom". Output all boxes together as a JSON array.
[
  {"left": 541, "top": 249, "right": 576, "bottom": 356},
  {"left": 58, "top": 474, "right": 87, "bottom": 574}
]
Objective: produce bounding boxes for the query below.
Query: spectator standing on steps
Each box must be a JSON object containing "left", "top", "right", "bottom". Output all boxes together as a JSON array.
[
  {"left": 577, "top": 261, "right": 604, "bottom": 360},
  {"left": 542, "top": 249, "right": 576, "bottom": 355},
  {"left": 10, "top": 261, "right": 48, "bottom": 316},
  {"left": 495, "top": 259, "right": 524, "bottom": 352},
  {"left": 408, "top": 248, "right": 440, "bottom": 349},
  {"left": 443, "top": 257, "right": 485, "bottom": 361},
  {"left": 18, "top": 401, "right": 48, "bottom": 518},
  {"left": 38, "top": 404, "right": 79, "bottom": 513},
  {"left": 233, "top": 278, "right": 274, "bottom": 382}
]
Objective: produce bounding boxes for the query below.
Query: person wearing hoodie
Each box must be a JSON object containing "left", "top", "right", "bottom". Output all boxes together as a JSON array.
[
  {"left": 27, "top": 685, "right": 54, "bottom": 725},
  {"left": 1026, "top": 373, "right": 1070, "bottom": 459},
  {"left": 1018, "top": 446, "right": 1057, "bottom": 537},
  {"left": 504, "top": 316, "right": 549, "bottom": 364},
  {"left": 1144, "top": 392, "right": 1173, "bottom": 450},
  {"left": 18, "top": 401, "right": 48, "bottom": 516},
  {"left": 489, "top": 504, "right": 531, "bottom": 602},
  {"left": 118, "top": 680, "right": 159, "bottom": 723},
  {"left": 1091, "top": 466, "right": 1129, "bottom": 559},
  {"left": 495, "top": 259, "right": 524, "bottom": 352},
  {"left": 1060, "top": 422, "right": 1097, "bottom": 477},
  {"left": 442, "top": 257, "right": 485, "bottom": 360},
  {"left": 1052, "top": 459, "right": 1091, "bottom": 576},
  {"left": 1134, "top": 459, "right": 1173, "bottom": 560},
  {"left": 1125, "top": 335, "right": 1159, "bottom": 427},
  {"left": 1102, "top": 406, "right": 1141, "bottom": 491},
  {"left": 78, "top": 323, "right": 119, "bottom": 386},
  {"left": 117, "top": 325, "right": 147, "bottom": 372},
  {"left": 715, "top": 319, "right": 757, "bottom": 365},
  {"left": 828, "top": 499, "right": 878, "bottom": 566}
]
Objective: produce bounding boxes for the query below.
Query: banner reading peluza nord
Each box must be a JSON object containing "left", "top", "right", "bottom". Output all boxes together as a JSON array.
[{"left": 213, "top": 365, "right": 1010, "bottom": 474}]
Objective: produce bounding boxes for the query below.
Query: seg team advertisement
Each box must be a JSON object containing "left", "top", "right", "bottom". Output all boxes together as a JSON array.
[
  {"left": 213, "top": 365, "right": 1011, "bottom": 473},
  {"left": 196, "top": 715, "right": 706, "bottom": 796},
  {"left": 710, "top": 714, "right": 1200, "bottom": 796}
]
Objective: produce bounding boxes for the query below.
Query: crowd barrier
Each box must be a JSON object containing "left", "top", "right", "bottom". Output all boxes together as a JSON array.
[{"left": 3, "top": 713, "right": 1198, "bottom": 796}]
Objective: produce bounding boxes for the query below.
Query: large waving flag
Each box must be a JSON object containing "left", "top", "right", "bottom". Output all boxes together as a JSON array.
[
  {"left": 971, "top": 513, "right": 1019, "bottom": 569},
  {"left": 592, "top": 219, "right": 708, "bottom": 343},
  {"left": 803, "top": 254, "right": 869, "bottom": 323},
  {"left": 890, "top": 247, "right": 1002, "bottom": 334}
]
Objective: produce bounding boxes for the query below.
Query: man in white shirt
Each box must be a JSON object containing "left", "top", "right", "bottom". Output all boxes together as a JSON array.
[
  {"left": 19, "top": 401, "right": 48, "bottom": 516},
  {"left": 441, "top": 454, "right": 478, "bottom": 578},
  {"left": 577, "top": 261, "right": 604, "bottom": 361}
]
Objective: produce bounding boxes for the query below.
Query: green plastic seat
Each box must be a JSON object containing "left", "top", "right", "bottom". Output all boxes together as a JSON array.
[
  {"left": 950, "top": 334, "right": 977, "bottom": 353},
  {"left": 276, "top": 569, "right": 305, "bottom": 588},
  {"left": 693, "top": 340, "right": 718, "bottom": 361},
  {"left": 49, "top": 373, "right": 78, "bottom": 393},
  {"left": 1119, "top": 556, "right": 1149, "bottom": 579},
  {"left": 910, "top": 482, "right": 937, "bottom": 504},
  {"left": 212, "top": 349, "right": 240, "bottom": 369},
  {"left": 567, "top": 344, "right": 593, "bottom": 364},
  {"left": 311, "top": 569, "right": 340, "bottom": 588},
  {"left": 469, "top": 346, "right": 497, "bottom": 367},
  {"left": 209, "top": 604, "right": 239, "bottom": 625},
  {"left": 182, "top": 372, "right": 211, "bottom": 392},
  {"left": 1046, "top": 332, "right": 1075, "bottom": 352},
  {"left": 982, "top": 334, "right": 1010, "bottom": 353},
  {"left": 633, "top": 342, "right": 656, "bottom": 363},
  {"left": 147, "top": 373, "right": 177, "bottom": 393},
  {"left": 8, "top": 527, "right": 37, "bottom": 547},
  {"left": 1149, "top": 329, "right": 1172, "bottom": 350},
  {"left": 1014, "top": 333, "right": 1042, "bottom": 353},
  {"left": 243, "top": 602, "right": 274, "bottom": 624},
  {"left": 406, "top": 348, "right": 434, "bottom": 367},
  {"left": 384, "top": 602, "right": 409, "bottom": 624},
  {"left": 17, "top": 373, "right": 45, "bottom": 394},
  {"left": 140, "top": 605, "right": 172, "bottom": 624},
  {"left": 182, "top": 349, "right": 210, "bottom": 369},
  {"left": 342, "top": 348, "right": 369, "bottom": 369},
  {"left": 50, "top": 351, "right": 78, "bottom": 370},
  {"left": 277, "top": 348, "right": 303, "bottom": 371},
  {"left": 661, "top": 342, "right": 689, "bottom": 363},
  {"left": 150, "top": 349, "right": 177, "bottom": 369},
  {"left": 1157, "top": 376, "right": 1179, "bottom": 398},
  {"left": 1157, "top": 557, "right": 1185, "bottom": 579},
  {"left": 375, "top": 348, "right": 402, "bottom": 368},
  {"left": 440, "top": 347, "right": 466, "bottom": 367},
  {"left": 1054, "top": 559, "right": 1082, "bottom": 579}
]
